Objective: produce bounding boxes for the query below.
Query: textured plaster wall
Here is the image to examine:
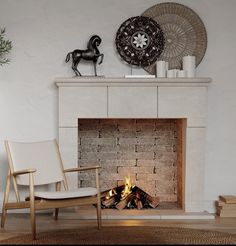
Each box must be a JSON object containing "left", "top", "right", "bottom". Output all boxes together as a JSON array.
[{"left": 0, "top": 0, "right": 236, "bottom": 213}]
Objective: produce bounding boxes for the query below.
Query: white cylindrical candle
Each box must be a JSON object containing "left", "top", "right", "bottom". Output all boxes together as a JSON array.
[
  {"left": 165, "top": 61, "right": 169, "bottom": 71},
  {"left": 183, "top": 55, "right": 196, "bottom": 77},
  {"left": 156, "top": 61, "right": 166, "bottom": 78},
  {"left": 174, "top": 69, "right": 180, "bottom": 76},
  {"left": 177, "top": 70, "right": 187, "bottom": 78},
  {"left": 167, "top": 69, "right": 176, "bottom": 78}
]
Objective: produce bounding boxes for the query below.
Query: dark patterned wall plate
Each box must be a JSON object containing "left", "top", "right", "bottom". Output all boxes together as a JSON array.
[
  {"left": 142, "top": 2, "right": 207, "bottom": 75},
  {"left": 115, "top": 16, "right": 165, "bottom": 67}
]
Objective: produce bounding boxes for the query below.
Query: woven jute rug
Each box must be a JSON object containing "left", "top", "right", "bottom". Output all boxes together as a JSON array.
[{"left": 1, "top": 226, "right": 236, "bottom": 245}]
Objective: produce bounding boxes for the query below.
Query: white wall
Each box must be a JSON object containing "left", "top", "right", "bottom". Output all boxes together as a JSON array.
[{"left": 0, "top": 0, "right": 235, "bottom": 213}]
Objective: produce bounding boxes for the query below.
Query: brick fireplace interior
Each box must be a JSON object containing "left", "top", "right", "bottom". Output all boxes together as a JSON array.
[{"left": 77, "top": 118, "right": 186, "bottom": 210}]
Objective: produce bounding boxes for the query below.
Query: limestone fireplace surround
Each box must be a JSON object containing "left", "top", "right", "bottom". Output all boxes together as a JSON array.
[{"left": 56, "top": 77, "right": 211, "bottom": 217}]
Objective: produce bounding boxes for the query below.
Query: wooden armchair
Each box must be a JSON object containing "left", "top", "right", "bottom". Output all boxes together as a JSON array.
[{"left": 1, "top": 139, "right": 101, "bottom": 240}]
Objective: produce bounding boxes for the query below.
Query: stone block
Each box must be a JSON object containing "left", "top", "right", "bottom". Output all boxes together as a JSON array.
[
  {"left": 157, "top": 194, "right": 177, "bottom": 202},
  {"left": 155, "top": 167, "right": 177, "bottom": 180},
  {"left": 100, "top": 180, "right": 118, "bottom": 192},
  {"left": 118, "top": 138, "right": 138, "bottom": 145},
  {"left": 137, "top": 160, "right": 157, "bottom": 166},
  {"left": 80, "top": 138, "right": 117, "bottom": 146},
  {"left": 78, "top": 144, "right": 98, "bottom": 152},
  {"left": 80, "top": 180, "right": 96, "bottom": 188},
  {"left": 136, "top": 129, "right": 158, "bottom": 137},
  {"left": 98, "top": 152, "right": 118, "bottom": 161},
  {"left": 100, "top": 160, "right": 136, "bottom": 167},
  {"left": 78, "top": 130, "right": 99, "bottom": 138},
  {"left": 98, "top": 144, "right": 117, "bottom": 153},
  {"left": 118, "top": 129, "right": 137, "bottom": 138},
  {"left": 117, "top": 119, "right": 136, "bottom": 129},
  {"left": 136, "top": 144, "right": 156, "bottom": 152},
  {"left": 119, "top": 145, "right": 136, "bottom": 152},
  {"left": 135, "top": 152, "right": 155, "bottom": 160},
  {"left": 136, "top": 173, "right": 157, "bottom": 181},
  {"left": 155, "top": 180, "right": 177, "bottom": 194},
  {"left": 134, "top": 180, "right": 156, "bottom": 196},
  {"left": 155, "top": 136, "right": 175, "bottom": 145},
  {"left": 78, "top": 159, "right": 100, "bottom": 166},
  {"left": 137, "top": 138, "right": 155, "bottom": 145},
  {"left": 118, "top": 166, "right": 154, "bottom": 176},
  {"left": 99, "top": 129, "right": 118, "bottom": 138},
  {"left": 80, "top": 151, "right": 117, "bottom": 161},
  {"left": 97, "top": 138, "right": 117, "bottom": 145},
  {"left": 117, "top": 151, "right": 136, "bottom": 160}
]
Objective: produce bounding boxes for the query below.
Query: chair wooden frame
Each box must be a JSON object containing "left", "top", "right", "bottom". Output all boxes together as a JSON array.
[{"left": 1, "top": 140, "right": 102, "bottom": 240}]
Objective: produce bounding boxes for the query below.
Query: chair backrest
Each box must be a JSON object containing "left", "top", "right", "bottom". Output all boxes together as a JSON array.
[{"left": 5, "top": 139, "right": 65, "bottom": 186}]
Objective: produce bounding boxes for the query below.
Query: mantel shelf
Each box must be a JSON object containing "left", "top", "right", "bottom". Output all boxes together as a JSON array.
[{"left": 55, "top": 77, "right": 212, "bottom": 87}]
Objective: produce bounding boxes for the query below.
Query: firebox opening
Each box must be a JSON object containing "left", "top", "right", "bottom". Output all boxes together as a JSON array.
[{"left": 78, "top": 118, "right": 186, "bottom": 211}]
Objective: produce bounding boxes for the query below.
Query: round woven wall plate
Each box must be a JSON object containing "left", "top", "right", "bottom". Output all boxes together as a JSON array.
[
  {"left": 115, "top": 16, "right": 165, "bottom": 67},
  {"left": 142, "top": 2, "right": 207, "bottom": 75}
]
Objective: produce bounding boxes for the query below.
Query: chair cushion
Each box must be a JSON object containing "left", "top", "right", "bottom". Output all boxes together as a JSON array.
[{"left": 34, "top": 187, "right": 97, "bottom": 200}]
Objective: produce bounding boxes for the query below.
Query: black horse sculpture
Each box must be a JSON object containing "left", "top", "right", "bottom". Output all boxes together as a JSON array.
[{"left": 65, "top": 35, "right": 104, "bottom": 76}]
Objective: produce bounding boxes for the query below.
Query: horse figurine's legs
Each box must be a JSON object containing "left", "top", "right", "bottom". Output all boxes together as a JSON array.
[
  {"left": 72, "top": 59, "right": 82, "bottom": 76},
  {"left": 93, "top": 61, "right": 97, "bottom": 76},
  {"left": 98, "top": 54, "right": 104, "bottom": 65}
]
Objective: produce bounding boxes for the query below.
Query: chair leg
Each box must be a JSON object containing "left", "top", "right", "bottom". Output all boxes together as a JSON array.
[
  {"left": 54, "top": 182, "right": 61, "bottom": 220},
  {"left": 95, "top": 168, "right": 102, "bottom": 229},
  {"left": 30, "top": 207, "right": 36, "bottom": 240},
  {"left": 1, "top": 209, "right": 7, "bottom": 228},
  {"left": 55, "top": 208, "right": 59, "bottom": 220},
  {"left": 1, "top": 169, "right": 11, "bottom": 228},
  {"left": 96, "top": 197, "right": 102, "bottom": 229},
  {"left": 29, "top": 173, "right": 36, "bottom": 240}
]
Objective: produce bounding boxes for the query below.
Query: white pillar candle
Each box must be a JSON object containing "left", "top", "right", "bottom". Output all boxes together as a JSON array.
[
  {"left": 167, "top": 69, "right": 176, "bottom": 78},
  {"left": 177, "top": 70, "right": 187, "bottom": 78},
  {"left": 156, "top": 61, "right": 167, "bottom": 78},
  {"left": 165, "top": 61, "right": 169, "bottom": 71},
  {"left": 174, "top": 69, "right": 180, "bottom": 76},
  {"left": 183, "top": 55, "right": 196, "bottom": 77}
]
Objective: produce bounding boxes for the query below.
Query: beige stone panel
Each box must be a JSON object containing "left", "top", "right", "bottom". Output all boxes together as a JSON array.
[
  {"left": 59, "top": 127, "right": 78, "bottom": 189},
  {"left": 158, "top": 87, "right": 207, "bottom": 127},
  {"left": 59, "top": 87, "right": 107, "bottom": 127},
  {"left": 108, "top": 87, "right": 157, "bottom": 118}
]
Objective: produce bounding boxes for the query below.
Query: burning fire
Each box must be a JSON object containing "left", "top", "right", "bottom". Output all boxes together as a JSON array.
[
  {"left": 105, "top": 175, "right": 135, "bottom": 201},
  {"left": 105, "top": 188, "right": 117, "bottom": 200},
  {"left": 121, "top": 175, "right": 134, "bottom": 200}
]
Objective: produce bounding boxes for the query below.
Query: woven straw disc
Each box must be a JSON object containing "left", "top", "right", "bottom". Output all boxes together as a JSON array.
[{"left": 142, "top": 2, "right": 207, "bottom": 75}]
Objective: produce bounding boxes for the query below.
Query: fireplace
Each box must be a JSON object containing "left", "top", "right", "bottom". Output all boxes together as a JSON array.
[
  {"left": 56, "top": 76, "right": 211, "bottom": 213},
  {"left": 78, "top": 118, "right": 186, "bottom": 210}
]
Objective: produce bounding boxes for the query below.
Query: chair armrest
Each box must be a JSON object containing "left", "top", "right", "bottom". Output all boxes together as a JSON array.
[
  {"left": 64, "top": 165, "right": 101, "bottom": 173},
  {"left": 12, "top": 169, "right": 37, "bottom": 177}
]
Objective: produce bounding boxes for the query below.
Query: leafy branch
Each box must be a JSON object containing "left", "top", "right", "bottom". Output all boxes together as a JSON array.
[{"left": 0, "top": 28, "right": 12, "bottom": 66}]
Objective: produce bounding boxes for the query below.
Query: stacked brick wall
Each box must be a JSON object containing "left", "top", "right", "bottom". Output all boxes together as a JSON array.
[{"left": 78, "top": 119, "right": 179, "bottom": 202}]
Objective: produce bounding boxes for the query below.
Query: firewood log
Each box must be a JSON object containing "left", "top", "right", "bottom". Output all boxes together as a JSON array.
[
  {"left": 147, "top": 196, "right": 160, "bottom": 208},
  {"left": 115, "top": 193, "right": 135, "bottom": 210},
  {"left": 134, "top": 190, "right": 143, "bottom": 209},
  {"left": 102, "top": 196, "right": 116, "bottom": 207},
  {"left": 134, "top": 186, "right": 160, "bottom": 208},
  {"left": 101, "top": 185, "right": 125, "bottom": 199}
]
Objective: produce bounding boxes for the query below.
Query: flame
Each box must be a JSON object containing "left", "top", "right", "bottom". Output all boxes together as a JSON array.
[
  {"left": 121, "top": 175, "right": 134, "bottom": 200},
  {"left": 106, "top": 188, "right": 117, "bottom": 200}
]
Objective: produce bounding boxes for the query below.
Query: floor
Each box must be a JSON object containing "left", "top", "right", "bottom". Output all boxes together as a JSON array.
[{"left": 1, "top": 208, "right": 236, "bottom": 242}]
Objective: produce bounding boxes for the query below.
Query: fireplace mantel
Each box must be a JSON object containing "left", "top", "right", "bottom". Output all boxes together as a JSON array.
[
  {"left": 55, "top": 77, "right": 211, "bottom": 213},
  {"left": 55, "top": 77, "right": 211, "bottom": 87}
]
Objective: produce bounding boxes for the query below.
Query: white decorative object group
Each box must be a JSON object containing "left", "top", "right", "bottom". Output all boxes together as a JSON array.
[{"left": 156, "top": 55, "right": 196, "bottom": 78}]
